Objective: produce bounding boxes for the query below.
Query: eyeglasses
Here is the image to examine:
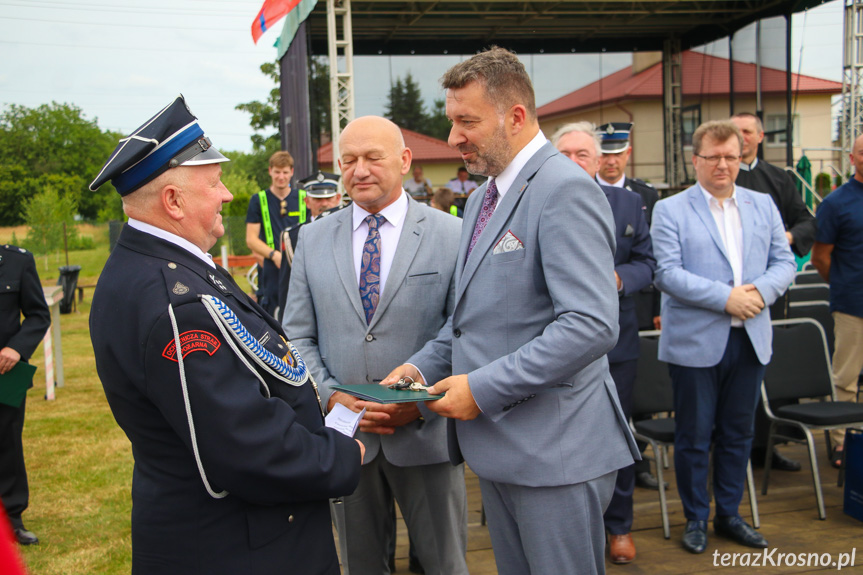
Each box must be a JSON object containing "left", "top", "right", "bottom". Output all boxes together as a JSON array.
[
  {"left": 280, "top": 199, "right": 288, "bottom": 216},
  {"left": 695, "top": 154, "right": 741, "bottom": 166}
]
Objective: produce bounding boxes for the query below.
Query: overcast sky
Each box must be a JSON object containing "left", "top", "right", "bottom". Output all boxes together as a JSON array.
[{"left": 0, "top": 0, "right": 844, "bottom": 153}]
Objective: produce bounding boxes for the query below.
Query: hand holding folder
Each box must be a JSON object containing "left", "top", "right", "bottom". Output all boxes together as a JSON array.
[{"left": 0, "top": 362, "right": 37, "bottom": 408}]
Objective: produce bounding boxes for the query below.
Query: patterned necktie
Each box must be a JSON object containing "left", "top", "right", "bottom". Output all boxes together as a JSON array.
[
  {"left": 359, "top": 213, "right": 386, "bottom": 324},
  {"left": 466, "top": 178, "right": 498, "bottom": 260}
]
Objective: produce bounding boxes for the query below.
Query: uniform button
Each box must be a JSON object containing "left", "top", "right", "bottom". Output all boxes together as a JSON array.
[
  {"left": 168, "top": 262, "right": 177, "bottom": 269},
  {"left": 453, "top": 328, "right": 461, "bottom": 338},
  {"left": 728, "top": 280, "right": 734, "bottom": 286},
  {"left": 288, "top": 515, "right": 294, "bottom": 523},
  {"left": 365, "top": 334, "right": 374, "bottom": 342}
]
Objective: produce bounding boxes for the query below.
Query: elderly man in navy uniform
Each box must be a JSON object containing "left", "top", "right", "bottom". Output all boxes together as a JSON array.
[
  {"left": 0, "top": 245, "right": 50, "bottom": 546},
  {"left": 553, "top": 121, "right": 655, "bottom": 565},
  {"left": 88, "top": 95, "right": 362, "bottom": 575},
  {"left": 598, "top": 121, "right": 665, "bottom": 491},
  {"left": 276, "top": 171, "right": 344, "bottom": 322}
]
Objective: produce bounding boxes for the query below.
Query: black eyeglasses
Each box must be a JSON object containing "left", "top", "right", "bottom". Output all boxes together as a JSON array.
[{"left": 695, "top": 154, "right": 741, "bottom": 166}]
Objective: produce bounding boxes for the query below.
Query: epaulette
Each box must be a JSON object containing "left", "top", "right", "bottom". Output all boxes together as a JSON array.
[
  {"left": 2, "top": 244, "right": 29, "bottom": 254},
  {"left": 160, "top": 261, "right": 210, "bottom": 307}
]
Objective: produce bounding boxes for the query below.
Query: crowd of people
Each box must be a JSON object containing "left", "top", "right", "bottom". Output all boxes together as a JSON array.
[{"left": 3, "top": 44, "right": 861, "bottom": 575}]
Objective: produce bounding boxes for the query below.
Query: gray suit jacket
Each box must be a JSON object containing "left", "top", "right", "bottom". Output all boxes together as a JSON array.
[
  {"left": 283, "top": 196, "right": 461, "bottom": 466},
  {"left": 410, "top": 141, "right": 639, "bottom": 487}
]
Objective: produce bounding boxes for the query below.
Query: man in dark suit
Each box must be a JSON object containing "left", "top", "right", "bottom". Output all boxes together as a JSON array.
[
  {"left": 553, "top": 121, "right": 655, "bottom": 564},
  {"left": 0, "top": 245, "right": 50, "bottom": 546},
  {"left": 731, "top": 112, "right": 817, "bottom": 472},
  {"left": 88, "top": 95, "right": 362, "bottom": 575},
  {"left": 386, "top": 47, "right": 639, "bottom": 575}
]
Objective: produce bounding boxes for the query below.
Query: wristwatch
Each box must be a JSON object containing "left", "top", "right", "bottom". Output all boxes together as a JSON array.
[{"left": 268, "top": 249, "right": 276, "bottom": 260}]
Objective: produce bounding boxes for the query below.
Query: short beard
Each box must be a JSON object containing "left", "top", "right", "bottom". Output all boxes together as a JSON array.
[{"left": 461, "top": 118, "right": 513, "bottom": 177}]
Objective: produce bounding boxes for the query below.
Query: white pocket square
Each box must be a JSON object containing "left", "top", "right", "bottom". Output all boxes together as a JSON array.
[{"left": 493, "top": 230, "right": 524, "bottom": 255}]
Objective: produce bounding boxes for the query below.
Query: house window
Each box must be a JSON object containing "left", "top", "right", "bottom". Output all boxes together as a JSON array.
[
  {"left": 764, "top": 114, "right": 799, "bottom": 147},
  {"left": 682, "top": 105, "right": 701, "bottom": 148}
]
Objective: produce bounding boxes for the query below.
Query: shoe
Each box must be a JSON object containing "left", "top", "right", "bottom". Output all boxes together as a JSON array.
[
  {"left": 635, "top": 470, "right": 668, "bottom": 490},
  {"left": 13, "top": 528, "right": 39, "bottom": 546},
  {"left": 714, "top": 515, "right": 768, "bottom": 548},
  {"left": 608, "top": 533, "right": 636, "bottom": 564},
  {"left": 681, "top": 520, "right": 708, "bottom": 554},
  {"left": 408, "top": 555, "right": 425, "bottom": 574},
  {"left": 752, "top": 447, "right": 802, "bottom": 471}
]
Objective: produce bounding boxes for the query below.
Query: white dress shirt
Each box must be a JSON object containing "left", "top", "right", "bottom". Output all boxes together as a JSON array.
[
  {"left": 597, "top": 174, "right": 626, "bottom": 188},
  {"left": 699, "top": 183, "right": 744, "bottom": 326},
  {"left": 128, "top": 218, "right": 216, "bottom": 269},
  {"left": 352, "top": 191, "right": 409, "bottom": 297},
  {"left": 491, "top": 130, "right": 549, "bottom": 201}
]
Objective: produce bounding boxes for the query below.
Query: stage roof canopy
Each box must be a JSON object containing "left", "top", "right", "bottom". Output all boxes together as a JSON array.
[{"left": 305, "top": 0, "right": 831, "bottom": 56}]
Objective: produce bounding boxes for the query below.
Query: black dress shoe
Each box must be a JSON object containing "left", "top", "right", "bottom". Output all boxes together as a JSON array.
[
  {"left": 714, "top": 515, "right": 768, "bottom": 548},
  {"left": 681, "top": 520, "right": 708, "bottom": 554},
  {"left": 635, "top": 470, "right": 668, "bottom": 490},
  {"left": 14, "top": 527, "right": 39, "bottom": 545},
  {"left": 770, "top": 451, "right": 802, "bottom": 471}
]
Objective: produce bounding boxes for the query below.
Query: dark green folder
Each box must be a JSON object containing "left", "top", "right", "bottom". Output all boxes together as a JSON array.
[
  {"left": 0, "top": 362, "right": 37, "bottom": 408},
  {"left": 331, "top": 384, "right": 444, "bottom": 404}
]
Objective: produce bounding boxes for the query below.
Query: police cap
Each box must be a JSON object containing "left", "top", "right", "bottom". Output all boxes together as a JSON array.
[
  {"left": 299, "top": 171, "right": 340, "bottom": 198},
  {"left": 89, "top": 95, "right": 229, "bottom": 196},
  {"left": 598, "top": 122, "right": 633, "bottom": 154}
]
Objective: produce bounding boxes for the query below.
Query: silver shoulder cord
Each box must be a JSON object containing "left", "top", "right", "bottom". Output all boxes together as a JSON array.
[{"left": 166, "top": 295, "right": 316, "bottom": 500}]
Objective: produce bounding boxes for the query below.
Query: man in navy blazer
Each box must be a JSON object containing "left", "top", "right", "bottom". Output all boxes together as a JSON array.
[
  {"left": 386, "top": 47, "right": 638, "bottom": 575},
  {"left": 651, "top": 120, "right": 795, "bottom": 554},
  {"left": 553, "top": 121, "right": 655, "bottom": 564}
]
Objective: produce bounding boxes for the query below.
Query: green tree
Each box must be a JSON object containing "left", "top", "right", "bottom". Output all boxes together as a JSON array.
[
  {"left": 385, "top": 73, "right": 427, "bottom": 132},
  {"left": 425, "top": 98, "right": 451, "bottom": 141},
  {"left": 22, "top": 186, "right": 79, "bottom": 258},
  {"left": 0, "top": 103, "right": 119, "bottom": 222}
]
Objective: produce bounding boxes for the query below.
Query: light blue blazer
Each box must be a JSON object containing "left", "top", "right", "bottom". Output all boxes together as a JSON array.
[{"left": 650, "top": 184, "right": 796, "bottom": 368}]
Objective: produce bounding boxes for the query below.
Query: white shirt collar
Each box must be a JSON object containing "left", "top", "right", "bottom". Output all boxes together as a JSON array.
[
  {"left": 597, "top": 174, "right": 626, "bottom": 187},
  {"left": 491, "top": 130, "right": 548, "bottom": 198},
  {"left": 739, "top": 157, "right": 758, "bottom": 172},
  {"left": 127, "top": 218, "right": 216, "bottom": 268},
  {"left": 352, "top": 190, "right": 409, "bottom": 231},
  {"left": 698, "top": 182, "right": 738, "bottom": 207}
]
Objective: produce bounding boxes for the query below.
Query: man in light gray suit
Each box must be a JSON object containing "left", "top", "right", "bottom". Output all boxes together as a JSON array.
[
  {"left": 282, "top": 116, "right": 468, "bottom": 575},
  {"left": 385, "top": 47, "right": 639, "bottom": 575}
]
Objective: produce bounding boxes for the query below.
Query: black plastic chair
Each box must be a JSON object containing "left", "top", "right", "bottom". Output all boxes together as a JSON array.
[
  {"left": 761, "top": 318, "right": 863, "bottom": 519},
  {"left": 787, "top": 301, "right": 835, "bottom": 357},
  {"left": 793, "top": 270, "right": 824, "bottom": 285},
  {"left": 632, "top": 331, "right": 759, "bottom": 538},
  {"left": 787, "top": 283, "right": 829, "bottom": 305}
]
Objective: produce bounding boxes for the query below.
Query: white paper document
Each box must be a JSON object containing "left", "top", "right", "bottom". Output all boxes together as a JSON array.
[{"left": 325, "top": 403, "right": 365, "bottom": 437}]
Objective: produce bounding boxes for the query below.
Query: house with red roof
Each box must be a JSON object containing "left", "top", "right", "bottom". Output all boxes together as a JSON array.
[
  {"left": 537, "top": 51, "right": 842, "bottom": 185},
  {"left": 317, "top": 127, "right": 469, "bottom": 191}
]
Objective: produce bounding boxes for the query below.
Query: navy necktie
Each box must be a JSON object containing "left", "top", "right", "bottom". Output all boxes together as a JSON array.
[{"left": 359, "top": 213, "right": 385, "bottom": 324}]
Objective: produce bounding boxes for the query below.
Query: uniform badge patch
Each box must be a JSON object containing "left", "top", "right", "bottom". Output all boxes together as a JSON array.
[
  {"left": 208, "top": 272, "right": 230, "bottom": 294},
  {"left": 162, "top": 330, "right": 221, "bottom": 362},
  {"left": 172, "top": 281, "right": 190, "bottom": 295}
]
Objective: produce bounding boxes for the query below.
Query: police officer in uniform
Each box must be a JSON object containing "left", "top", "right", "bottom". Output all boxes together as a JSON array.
[
  {"left": 0, "top": 244, "right": 50, "bottom": 546},
  {"left": 276, "top": 171, "right": 344, "bottom": 322},
  {"left": 598, "top": 122, "right": 665, "bottom": 491},
  {"left": 88, "top": 96, "right": 362, "bottom": 575}
]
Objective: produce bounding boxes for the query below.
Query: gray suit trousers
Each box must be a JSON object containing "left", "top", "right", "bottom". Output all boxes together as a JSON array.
[
  {"left": 480, "top": 471, "right": 617, "bottom": 575},
  {"left": 342, "top": 452, "right": 468, "bottom": 575}
]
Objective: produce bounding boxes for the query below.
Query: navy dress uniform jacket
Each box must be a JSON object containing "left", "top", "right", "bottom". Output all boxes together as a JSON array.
[
  {"left": 601, "top": 186, "right": 656, "bottom": 364},
  {"left": 90, "top": 226, "right": 360, "bottom": 575}
]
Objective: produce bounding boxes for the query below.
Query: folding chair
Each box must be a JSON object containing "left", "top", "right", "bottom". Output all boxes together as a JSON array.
[
  {"left": 787, "top": 301, "right": 834, "bottom": 356},
  {"left": 787, "top": 283, "right": 829, "bottom": 304},
  {"left": 761, "top": 318, "right": 863, "bottom": 519},
  {"left": 632, "top": 331, "right": 759, "bottom": 539},
  {"left": 793, "top": 270, "right": 824, "bottom": 285}
]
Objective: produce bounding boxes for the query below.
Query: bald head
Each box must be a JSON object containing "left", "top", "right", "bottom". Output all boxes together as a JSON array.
[
  {"left": 338, "top": 116, "right": 412, "bottom": 213},
  {"left": 852, "top": 134, "right": 863, "bottom": 184}
]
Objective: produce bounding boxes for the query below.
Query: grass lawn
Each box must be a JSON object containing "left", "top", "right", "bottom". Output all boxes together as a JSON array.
[{"left": 5, "top": 223, "right": 255, "bottom": 573}]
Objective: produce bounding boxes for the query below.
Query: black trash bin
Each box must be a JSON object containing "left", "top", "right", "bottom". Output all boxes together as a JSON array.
[{"left": 57, "top": 265, "right": 82, "bottom": 314}]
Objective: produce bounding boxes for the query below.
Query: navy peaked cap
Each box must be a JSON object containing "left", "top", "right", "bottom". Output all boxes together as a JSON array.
[
  {"left": 299, "top": 171, "right": 340, "bottom": 198},
  {"left": 598, "top": 122, "right": 633, "bottom": 154},
  {"left": 89, "top": 95, "right": 228, "bottom": 196}
]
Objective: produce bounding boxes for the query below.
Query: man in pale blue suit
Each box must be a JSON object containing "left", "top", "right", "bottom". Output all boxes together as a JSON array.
[
  {"left": 386, "top": 47, "right": 639, "bottom": 575},
  {"left": 650, "top": 120, "right": 796, "bottom": 554}
]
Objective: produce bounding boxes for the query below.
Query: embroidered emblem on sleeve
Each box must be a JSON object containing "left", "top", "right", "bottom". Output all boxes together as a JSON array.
[{"left": 162, "top": 330, "right": 221, "bottom": 362}]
